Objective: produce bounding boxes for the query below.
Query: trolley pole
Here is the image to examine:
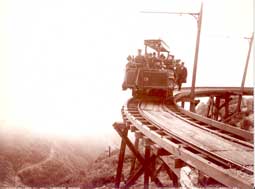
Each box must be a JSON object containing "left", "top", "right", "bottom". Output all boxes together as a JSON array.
[
  {"left": 141, "top": 3, "right": 203, "bottom": 112},
  {"left": 236, "top": 32, "right": 254, "bottom": 112},
  {"left": 189, "top": 3, "right": 203, "bottom": 112}
]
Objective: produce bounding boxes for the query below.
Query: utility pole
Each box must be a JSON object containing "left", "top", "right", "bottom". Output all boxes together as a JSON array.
[
  {"left": 236, "top": 32, "right": 254, "bottom": 112},
  {"left": 141, "top": 3, "right": 203, "bottom": 112},
  {"left": 189, "top": 3, "right": 203, "bottom": 112}
]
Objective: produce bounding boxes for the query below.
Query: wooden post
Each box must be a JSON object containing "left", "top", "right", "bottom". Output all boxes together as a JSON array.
[
  {"left": 149, "top": 155, "right": 157, "bottom": 182},
  {"left": 144, "top": 143, "right": 151, "bottom": 189},
  {"left": 224, "top": 95, "right": 230, "bottom": 119},
  {"left": 206, "top": 96, "right": 214, "bottom": 118},
  {"left": 210, "top": 96, "right": 215, "bottom": 118},
  {"left": 115, "top": 126, "right": 128, "bottom": 188},
  {"left": 125, "top": 165, "right": 144, "bottom": 188},
  {"left": 163, "top": 163, "right": 179, "bottom": 187},
  {"left": 108, "top": 146, "right": 111, "bottom": 157},
  {"left": 214, "top": 96, "right": 221, "bottom": 121},
  {"left": 129, "top": 137, "right": 140, "bottom": 176}
]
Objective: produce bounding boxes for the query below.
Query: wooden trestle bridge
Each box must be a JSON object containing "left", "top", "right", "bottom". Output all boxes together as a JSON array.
[{"left": 113, "top": 87, "right": 254, "bottom": 189}]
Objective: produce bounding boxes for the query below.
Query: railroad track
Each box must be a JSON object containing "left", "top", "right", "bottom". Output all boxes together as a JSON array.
[
  {"left": 163, "top": 104, "right": 253, "bottom": 147},
  {"left": 121, "top": 87, "right": 254, "bottom": 188},
  {"left": 173, "top": 87, "right": 253, "bottom": 142}
]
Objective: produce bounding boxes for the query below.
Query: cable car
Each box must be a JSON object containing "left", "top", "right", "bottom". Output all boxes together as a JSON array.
[{"left": 122, "top": 39, "right": 175, "bottom": 98}]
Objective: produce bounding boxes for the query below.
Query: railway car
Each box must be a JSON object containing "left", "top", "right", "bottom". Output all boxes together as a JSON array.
[{"left": 122, "top": 39, "right": 175, "bottom": 99}]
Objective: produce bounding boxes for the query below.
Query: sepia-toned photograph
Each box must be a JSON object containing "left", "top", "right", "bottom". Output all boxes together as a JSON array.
[{"left": 0, "top": 0, "right": 253, "bottom": 188}]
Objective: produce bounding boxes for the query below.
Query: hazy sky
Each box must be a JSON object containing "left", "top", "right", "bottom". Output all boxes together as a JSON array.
[{"left": 0, "top": 0, "right": 253, "bottom": 139}]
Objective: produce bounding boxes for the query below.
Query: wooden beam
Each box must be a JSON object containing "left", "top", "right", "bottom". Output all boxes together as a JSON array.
[
  {"left": 160, "top": 156, "right": 180, "bottom": 187},
  {"left": 151, "top": 144, "right": 171, "bottom": 156},
  {"left": 174, "top": 158, "right": 186, "bottom": 168},
  {"left": 130, "top": 125, "right": 137, "bottom": 132},
  {"left": 129, "top": 137, "right": 140, "bottom": 176},
  {"left": 114, "top": 126, "right": 144, "bottom": 164},
  {"left": 144, "top": 137, "right": 154, "bottom": 146},
  {"left": 135, "top": 131, "right": 144, "bottom": 139},
  {"left": 154, "top": 163, "right": 164, "bottom": 179},
  {"left": 114, "top": 123, "right": 163, "bottom": 187},
  {"left": 149, "top": 155, "right": 157, "bottom": 181},
  {"left": 125, "top": 165, "right": 144, "bottom": 188},
  {"left": 214, "top": 96, "right": 221, "bottom": 121},
  {"left": 181, "top": 101, "right": 185, "bottom": 108},
  {"left": 224, "top": 94, "right": 230, "bottom": 119},
  {"left": 144, "top": 144, "right": 151, "bottom": 189},
  {"left": 163, "top": 163, "right": 179, "bottom": 187},
  {"left": 114, "top": 123, "right": 128, "bottom": 188}
]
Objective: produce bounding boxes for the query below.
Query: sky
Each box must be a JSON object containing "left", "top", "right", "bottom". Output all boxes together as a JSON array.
[{"left": 0, "top": 0, "right": 253, "bottom": 141}]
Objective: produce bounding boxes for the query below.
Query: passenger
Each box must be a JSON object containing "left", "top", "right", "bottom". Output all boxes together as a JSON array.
[
  {"left": 134, "top": 49, "right": 146, "bottom": 67},
  {"left": 151, "top": 52, "right": 158, "bottom": 68},
  {"left": 166, "top": 60, "right": 174, "bottom": 70},
  {"left": 127, "top": 55, "right": 132, "bottom": 63},
  {"left": 161, "top": 63, "right": 167, "bottom": 70},
  {"left": 166, "top": 55, "right": 174, "bottom": 68},
  {"left": 160, "top": 54, "right": 166, "bottom": 62},
  {"left": 167, "top": 54, "right": 174, "bottom": 63},
  {"left": 126, "top": 55, "right": 135, "bottom": 68},
  {"left": 155, "top": 54, "right": 163, "bottom": 69},
  {"left": 146, "top": 53, "right": 153, "bottom": 68},
  {"left": 132, "top": 55, "right": 135, "bottom": 62},
  {"left": 155, "top": 61, "right": 162, "bottom": 69},
  {"left": 176, "top": 62, "right": 187, "bottom": 90},
  {"left": 174, "top": 59, "right": 181, "bottom": 80},
  {"left": 158, "top": 54, "right": 167, "bottom": 70}
]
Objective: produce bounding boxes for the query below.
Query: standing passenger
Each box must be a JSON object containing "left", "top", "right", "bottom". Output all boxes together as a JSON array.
[
  {"left": 147, "top": 53, "right": 153, "bottom": 68},
  {"left": 134, "top": 49, "right": 146, "bottom": 66},
  {"left": 176, "top": 62, "right": 187, "bottom": 90},
  {"left": 151, "top": 52, "right": 158, "bottom": 68}
]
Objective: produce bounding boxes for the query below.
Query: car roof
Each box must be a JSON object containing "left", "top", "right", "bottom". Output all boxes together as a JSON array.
[{"left": 144, "top": 39, "right": 170, "bottom": 52}]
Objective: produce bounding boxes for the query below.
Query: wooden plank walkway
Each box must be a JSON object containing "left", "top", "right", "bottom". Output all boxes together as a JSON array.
[{"left": 140, "top": 102, "right": 253, "bottom": 167}]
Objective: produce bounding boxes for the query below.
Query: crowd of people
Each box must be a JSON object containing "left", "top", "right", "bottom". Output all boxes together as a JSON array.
[{"left": 126, "top": 49, "right": 188, "bottom": 90}]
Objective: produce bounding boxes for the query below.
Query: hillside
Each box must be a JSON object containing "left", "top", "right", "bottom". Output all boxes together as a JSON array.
[
  {"left": 0, "top": 125, "right": 173, "bottom": 188},
  {"left": 0, "top": 126, "right": 101, "bottom": 187}
]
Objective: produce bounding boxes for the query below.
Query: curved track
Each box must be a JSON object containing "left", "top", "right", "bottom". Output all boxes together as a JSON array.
[{"left": 122, "top": 87, "right": 253, "bottom": 188}]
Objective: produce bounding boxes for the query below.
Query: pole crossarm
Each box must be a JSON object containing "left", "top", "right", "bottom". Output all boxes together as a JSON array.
[
  {"left": 140, "top": 11, "right": 199, "bottom": 16},
  {"left": 140, "top": 11, "right": 200, "bottom": 23}
]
